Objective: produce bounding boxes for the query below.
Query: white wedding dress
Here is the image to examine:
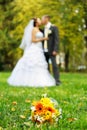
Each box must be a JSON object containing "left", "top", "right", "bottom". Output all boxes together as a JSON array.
[{"left": 8, "top": 31, "right": 56, "bottom": 87}]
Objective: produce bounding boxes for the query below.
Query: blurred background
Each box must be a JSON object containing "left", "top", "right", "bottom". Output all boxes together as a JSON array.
[{"left": 0, "top": 0, "right": 87, "bottom": 72}]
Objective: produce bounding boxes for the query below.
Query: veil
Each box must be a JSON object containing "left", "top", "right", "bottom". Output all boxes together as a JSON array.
[{"left": 19, "top": 20, "right": 34, "bottom": 50}]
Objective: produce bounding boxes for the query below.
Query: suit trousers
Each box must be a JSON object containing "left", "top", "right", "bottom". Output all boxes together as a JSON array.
[{"left": 44, "top": 52, "right": 60, "bottom": 82}]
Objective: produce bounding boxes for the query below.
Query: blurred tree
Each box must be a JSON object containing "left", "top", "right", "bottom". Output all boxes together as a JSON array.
[
  {"left": 82, "top": 0, "right": 87, "bottom": 66},
  {"left": 0, "top": 0, "right": 15, "bottom": 70},
  {"left": 0, "top": 0, "right": 42, "bottom": 70},
  {"left": 0, "top": 0, "right": 86, "bottom": 71},
  {"left": 40, "top": 0, "right": 85, "bottom": 71}
]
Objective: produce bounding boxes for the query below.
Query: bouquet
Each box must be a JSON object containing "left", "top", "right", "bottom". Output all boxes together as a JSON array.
[{"left": 30, "top": 95, "right": 62, "bottom": 126}]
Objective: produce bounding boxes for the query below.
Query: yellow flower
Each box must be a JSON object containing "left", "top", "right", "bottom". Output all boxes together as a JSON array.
[
  {"left": 56, "top": 110, "right": 61, "bottom": 116},
  {"left": 11, "top": 107, "right": 16, "bottom": 112},
  {"left": 40, "top": 98, "right": 53, "bottom": 107},
  {"left": 0, "top": 127, "right": 3, "bottom": 130},
  {"left": 44, "top": 111, "right": 52, "bottom": 120},
  {"left": 25, "top": 99, "right": 30, "bottom": 103},
  {"left": 20, "top": 115, "right": 26, "bottom": 119},
  {"left": 24, "top": 122, "right": 30, "bottom": 127},
  {"left": 32, "top": 101, "right": 37, "bottom": 106}
]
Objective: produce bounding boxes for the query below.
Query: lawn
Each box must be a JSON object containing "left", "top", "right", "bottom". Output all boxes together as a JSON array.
[{"left": 0, "top": 72, "right": 87, "bottom": 130}]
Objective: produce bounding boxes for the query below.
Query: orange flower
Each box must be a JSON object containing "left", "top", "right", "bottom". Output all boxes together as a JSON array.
[
  {"left": 12, "top": 101, "right": 17, "bottom": 105},
  {"left": 47, "top": 107, "right": 56, "bottom": 113},
  {"left": 35, "top": 102, "right": 44, "bottom": 113},
  {"left": 67, "top": 117, "right": 78, "bottom": 123}
]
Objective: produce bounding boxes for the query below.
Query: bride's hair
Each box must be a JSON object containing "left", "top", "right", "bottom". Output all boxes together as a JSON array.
[{"left": 33, "top": 18, "right": 37, "bottom": 27}]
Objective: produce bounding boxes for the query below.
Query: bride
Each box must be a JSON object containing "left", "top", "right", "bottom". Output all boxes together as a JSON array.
[{"left": 7, "top": 18, "right": 56, "bottom": 87}]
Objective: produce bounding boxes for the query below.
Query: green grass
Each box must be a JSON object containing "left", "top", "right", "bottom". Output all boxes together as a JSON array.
[{"left": 0, "top": 72, "right": 87, "bottom": 130}]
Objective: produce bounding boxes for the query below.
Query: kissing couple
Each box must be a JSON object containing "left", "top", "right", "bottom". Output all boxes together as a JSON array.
[{"left": 8, "top": 15, "right": 61, "bottom": 87}]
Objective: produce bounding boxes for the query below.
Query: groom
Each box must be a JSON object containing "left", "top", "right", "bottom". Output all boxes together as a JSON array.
[{"left": 42, "top": 15, "right": 61, "bottom": 86}]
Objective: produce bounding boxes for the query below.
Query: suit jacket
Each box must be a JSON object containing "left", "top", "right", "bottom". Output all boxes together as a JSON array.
[{"left": 42, "top": 25, "right": 59, "bottom": 55}]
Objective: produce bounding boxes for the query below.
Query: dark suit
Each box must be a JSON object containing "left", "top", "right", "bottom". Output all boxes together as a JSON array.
[{"left": 43, "top": 25, "right": 60, "bottom": 83}]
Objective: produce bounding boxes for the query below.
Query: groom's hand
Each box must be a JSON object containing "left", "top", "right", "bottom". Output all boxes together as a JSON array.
[{"left": 52, "top": 51, "right": 57, "bottom": 56}]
